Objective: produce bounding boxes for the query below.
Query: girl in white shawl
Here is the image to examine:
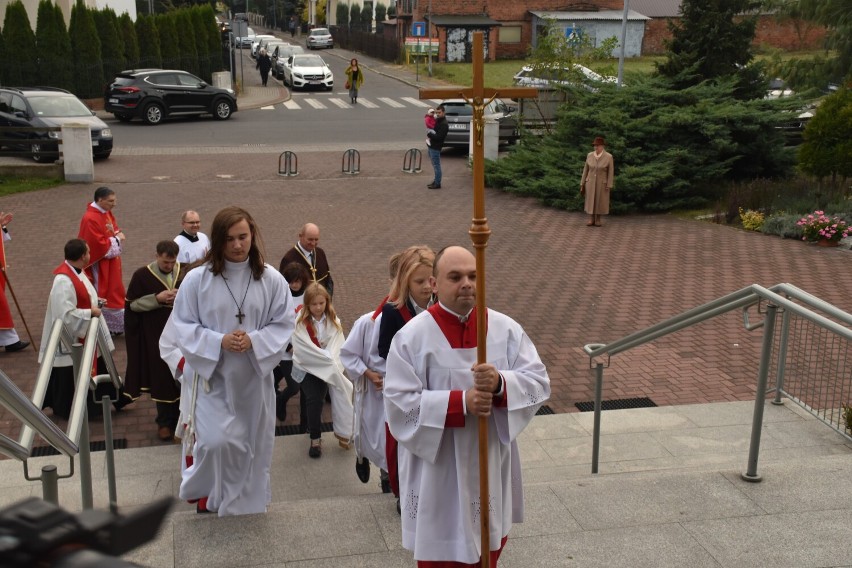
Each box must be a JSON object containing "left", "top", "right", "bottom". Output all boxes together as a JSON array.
[{"left": 291, "top": 282, "right": 354, "bottom": 457}]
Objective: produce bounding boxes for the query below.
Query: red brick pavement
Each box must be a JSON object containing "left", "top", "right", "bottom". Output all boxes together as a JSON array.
[{"left": 1, "top": 149, "right": 851, "bottom": 452}]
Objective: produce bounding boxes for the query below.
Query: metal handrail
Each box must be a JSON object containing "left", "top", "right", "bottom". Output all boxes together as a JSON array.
[
  {"left": 584, "top": 283, "right": 852, "bottom": 359},
  {"left": 0, "top": 433, "right": 30, "bottom": 461},
  {"left": 583, "top": 283, "right": 852, "bottom": 478}
]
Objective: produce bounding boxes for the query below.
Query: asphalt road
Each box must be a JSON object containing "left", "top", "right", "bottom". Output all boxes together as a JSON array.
[{"left": 104, "top": 45, "right": 430, "bottom": 151}]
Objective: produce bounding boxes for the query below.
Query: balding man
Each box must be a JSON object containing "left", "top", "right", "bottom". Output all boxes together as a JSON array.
[
  {"left": 279, "top": 223, "right": 334, "bottom": 297},
  {"left": 384, "top": 246, "right": 550, "bottom": 567},
  {"left": 174, "top": 210, "right": 210, "bottom": 265}
]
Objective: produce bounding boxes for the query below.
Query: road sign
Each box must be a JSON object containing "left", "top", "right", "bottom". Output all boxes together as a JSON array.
[{"left": 412, "top": 21, "right": 426, "bottom": 37}]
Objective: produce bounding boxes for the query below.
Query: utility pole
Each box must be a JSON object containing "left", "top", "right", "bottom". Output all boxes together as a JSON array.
[{"left": 617, "top": 0, "right": 629, "bottom": 87}]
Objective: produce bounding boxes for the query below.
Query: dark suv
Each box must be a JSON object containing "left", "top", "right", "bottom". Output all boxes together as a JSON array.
[
  {"left": 104, "top": 69, "right": 237, "bottom": 125},
  {"left": 0, "top": 87, "right": 113, "bottom": 162}
]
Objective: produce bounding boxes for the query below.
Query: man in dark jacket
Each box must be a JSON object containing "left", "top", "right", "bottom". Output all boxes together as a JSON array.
[{"left": 426, "top": 105, "right": 448, "bottom": 189}]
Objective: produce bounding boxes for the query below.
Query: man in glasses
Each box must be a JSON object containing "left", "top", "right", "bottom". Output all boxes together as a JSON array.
[{"left": 174, "top": 210, "right": 210, "bottom": 266}]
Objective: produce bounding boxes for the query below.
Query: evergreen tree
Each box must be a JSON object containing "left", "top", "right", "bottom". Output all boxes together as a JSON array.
[
  {"left": 69, "top": 0, "right": 103, "bottom": 98},
  {"left": 197, "top": 5, "right": 223, "bottom": 74},
  {"left": 0, "top": 27, "right": 6, "bottom": 86},
  {"left": 798, "top": 87, "right": 852, "bottom": 188},
  {"left": 485, "top": 76, "right": 797, "bottom": 212},
  {"left": 93, "top": 8, "right": 125, "bottom": 84},
  {"left": 3, "top": 1, "right": 38, "bottom": 86},
  {"left": 136, "top": 14, "right": 162, "bottom": 68},
  {"left": 657, "top": 0, "right": 765, "bottom": 99},
  {"left": 772, "top": 0, "right": 851, "bottom": 90},
  {"left": 191, "top": 6, "right": 211, "bottom": 80},
  {"left": 375, "top": 3, "right": 386, "bottom": 25},
  {"left": 52, "top": 4, "right": 74, "bottom": 91},
  {"left": 360, "top": 4, "right": 372, "bottom": 32},
  {"left": 336, "top": 2, "right": 348, "bottom": 29},
  {"left": 36, "top": 0, "right": 59, "bottom": 86},
  {"left": 175, "top": 9, "right": 198, "bottom": 75},
  {"left": 349, "top": 3, "right": 360, "bottom": 31},
  {"left": 119, "top": 12, "right": 140, "bottom": 69},
  {"left": 156, "top": 14, "right": 180, "bottom": 69}
]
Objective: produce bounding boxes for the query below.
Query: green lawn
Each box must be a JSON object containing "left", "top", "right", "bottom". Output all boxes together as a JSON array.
[
  {"left": 0, "top": 176, "right": 64, "bottom": 197},
  {"left": 404, "top": 51, "right": 822, "bottom": 89}
]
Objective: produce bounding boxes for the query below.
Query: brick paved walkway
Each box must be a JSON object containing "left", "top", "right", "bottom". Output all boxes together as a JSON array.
[{"left": 1, "top": 149, "right": 851, "bottom": 450}]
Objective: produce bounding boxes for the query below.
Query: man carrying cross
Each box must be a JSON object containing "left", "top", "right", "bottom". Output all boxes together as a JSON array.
[
  {"left": 168, "top": 206, "right": 295, "bottom": 516},
  {"left": 384, "top": 246, "right": 550, "bottom": 566}
]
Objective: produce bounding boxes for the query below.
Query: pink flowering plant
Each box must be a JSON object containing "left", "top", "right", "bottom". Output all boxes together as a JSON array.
[{"left": 796, "top": 211, "right": 850, "bottom": 243}]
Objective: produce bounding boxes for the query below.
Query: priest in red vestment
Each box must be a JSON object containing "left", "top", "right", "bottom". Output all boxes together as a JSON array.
[
  {"left": 384, "top": 246, "right": 550, "bottom": 567},
  {"left": 0, "top": 211, "right": 29, "bottom": 352},
  {"left": 78, "top": 187, "right": 126, "bottom": 334}
]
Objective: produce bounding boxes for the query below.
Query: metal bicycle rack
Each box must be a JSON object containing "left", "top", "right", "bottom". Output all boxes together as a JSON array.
[
  {"left": 402, "top": 148, "right": 422, "bottom": 173},
  {"left": 278, "top": 151, "right": 298, "bottom": 177},
  {"left": 341, "top": 148, "right": 360, "bottom": 175}
]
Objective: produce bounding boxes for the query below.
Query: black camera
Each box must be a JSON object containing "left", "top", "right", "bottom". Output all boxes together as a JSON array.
[{"left": 0, "top": 496, "right": 172, "bottom": 567}]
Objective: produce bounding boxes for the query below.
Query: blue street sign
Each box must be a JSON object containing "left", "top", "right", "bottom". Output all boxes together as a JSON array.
[{"left": 412, "top": 22, "right": 426, "bottom": 37}]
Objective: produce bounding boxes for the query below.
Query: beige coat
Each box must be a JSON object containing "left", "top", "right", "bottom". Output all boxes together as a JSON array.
[{"left": 581, "top": 150, "right": 614, "bottom": 215}]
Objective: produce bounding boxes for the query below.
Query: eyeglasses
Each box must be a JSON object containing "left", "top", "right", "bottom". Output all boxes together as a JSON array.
[{"left": 185, "top": 221, "right": 201, "bottom": 225}]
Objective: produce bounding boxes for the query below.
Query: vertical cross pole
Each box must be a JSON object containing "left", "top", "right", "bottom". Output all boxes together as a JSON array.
[{"left": 418, "top": 32, "right": 537, "bottom": 567}]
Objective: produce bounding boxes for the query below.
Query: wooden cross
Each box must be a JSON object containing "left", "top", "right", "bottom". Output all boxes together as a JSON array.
[
  {"left": 236, "top": 310, "right": 245, "bottom": 325},
  {"left": 419, "top": 32, "right": 538, "bottom": 568}
]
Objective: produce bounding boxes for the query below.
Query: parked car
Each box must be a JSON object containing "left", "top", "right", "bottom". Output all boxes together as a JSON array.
[
  {"left": 234, "top": 27, "right": 255, "bottom": 48},
  {"left": 0, "top": 87, "right": 113, "bottom": 162},
  {"left": 306, "top": 27, "right": 333, "bottom": 49},
  {"left": 104, "top": 69, "right": 237, "bottom": 125},
  {"left": 440, "top": 98, "right": 519, "bottom": 149},
  {"left": 513, "top": 64, "right": 617, "bottom": 90},
  {"left": 272, "top": 44, "right": 305, "bottom": 79},
  {"left": 281, "top": 54, "right": 334, "bottom": 90},
  {"left": 250, "top": 35, "right": 277, "bottom": 58}
]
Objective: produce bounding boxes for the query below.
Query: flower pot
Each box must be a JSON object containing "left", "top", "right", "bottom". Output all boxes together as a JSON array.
[{"left": 816, "top": 238, "right": 841, "bottom": 247}]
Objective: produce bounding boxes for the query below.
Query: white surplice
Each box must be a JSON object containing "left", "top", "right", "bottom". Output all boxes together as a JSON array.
[
  {"left": 291, "top": 316, "right": 354, "bottom": 445},
  {"left": 384, "top": 308, "right": 550, "bottom": 564},
  {"left": 339, "top": 311, "right": 387, "bottom": 470},
  {"left": 169, "top": 260, "right": 294, "bottom": 516},
  {"left": 174, "top": 232, "right": 211, "bottom": 264},
  {"left": 158, "top": 314, "right": 198, "bottom": 471}
]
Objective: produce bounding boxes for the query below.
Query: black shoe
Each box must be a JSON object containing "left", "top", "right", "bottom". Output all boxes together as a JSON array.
[
  {"left": 396, "top": 498, "right": 401, "bottom": 515},
  {"left": 427, "top": 183, "right": 441, "bottom": 189},
  {"left": 275, "top": 392, "right": 287, "bottom": 422},
  {"left": 355, "top": 457, "right": 370, "bottom": 483},
  {"left": 308, "top": 439, "right": 322, "bottom": 458},
  {"left": 380, "top": 478, "right": 391, "bottom": 494},
  {"left": 4, "top": 340, "right": 29, "bottom": 352}
]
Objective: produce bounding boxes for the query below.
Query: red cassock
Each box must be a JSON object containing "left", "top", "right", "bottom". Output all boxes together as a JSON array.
[
  {"left": 0, "top": 236, "right": 14, "bottom": 329},
  {"left": 78, "top": 205, "right": 125, "bottom": 309}
]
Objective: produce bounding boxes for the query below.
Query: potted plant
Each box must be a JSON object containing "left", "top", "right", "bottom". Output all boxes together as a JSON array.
[{"left": 796, "top": 210, "right": 850, "bottom": 247}]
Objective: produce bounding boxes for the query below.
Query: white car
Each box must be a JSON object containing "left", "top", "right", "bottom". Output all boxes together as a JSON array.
[
  {"left": 251, "top": 35, "right": 276, "bottom": 57},
  {"left": 513, "top": 64, "right": 618, "bottom": 90},
  {"left": 281, "top": 53, "right": 334, "bottom": 91},
  {"left": 234, "top": 27, "right": 255, "bottom": 48}
]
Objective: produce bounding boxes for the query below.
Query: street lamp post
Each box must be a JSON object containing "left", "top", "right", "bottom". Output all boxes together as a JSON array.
[{"left": 427, "top": 0, "right": 432, "bottom": 76}]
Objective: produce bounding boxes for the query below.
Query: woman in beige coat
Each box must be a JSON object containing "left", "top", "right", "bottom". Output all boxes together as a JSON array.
[{"left": 580, "top": 136, "right": 614, "bottom": 226}]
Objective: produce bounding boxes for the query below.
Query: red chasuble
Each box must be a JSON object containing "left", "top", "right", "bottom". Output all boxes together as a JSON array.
[
  {"left": 0, "top": 236, "right": 12, "bottom": 329},
  {"left": 78, "top": 204, "right": 125, "bottom": 309}
]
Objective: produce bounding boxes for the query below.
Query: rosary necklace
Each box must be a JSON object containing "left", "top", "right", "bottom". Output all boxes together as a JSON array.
[{"left": 222, "top": 273, "right": 252, "bottom": 324}]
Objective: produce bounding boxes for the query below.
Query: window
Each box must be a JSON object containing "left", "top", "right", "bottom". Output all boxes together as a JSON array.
[{"left": 499, "top": 26, "right": 521, "bottom": 44}]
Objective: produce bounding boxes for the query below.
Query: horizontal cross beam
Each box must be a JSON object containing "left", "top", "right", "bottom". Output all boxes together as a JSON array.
[{"left": 419, "top": 87, "right": 539, "bottom": 101}]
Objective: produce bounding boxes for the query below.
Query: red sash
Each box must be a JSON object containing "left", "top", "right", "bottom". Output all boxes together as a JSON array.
[
  {"left": 303, "top": 319, "right": 322, "bottom": 348},
  {"left": 371, "top": 295, "right": 389, "bottom": 321},
  {"left": 427, "top": 304, "right": 483, "bottom": 349},
  {"left": 54, "top": 262, "right": 98, "bottom": 376}
]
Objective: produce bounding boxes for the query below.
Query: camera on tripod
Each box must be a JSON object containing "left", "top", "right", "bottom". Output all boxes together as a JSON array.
[{"left": 0, "top": 496, "right": 172, "bottom": 567}]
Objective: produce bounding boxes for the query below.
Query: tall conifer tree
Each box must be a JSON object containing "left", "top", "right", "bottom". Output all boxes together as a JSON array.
[
  {"left": 69, "top": 0, "right": 103, "bottom": 98},
  {"left": 135, "top": 14, "right": 161, "bottom": 68},
  {"left": 119, "top": 12, "right": 140, "bottom": 69},
  {"left": 93, "top": 8, "right": 125, "bottom": 84},
  {"left": 3, "top": 1, "right": 38, "bottom": 86}
]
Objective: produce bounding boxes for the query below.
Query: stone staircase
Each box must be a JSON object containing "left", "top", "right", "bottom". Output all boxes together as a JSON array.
[{"left": 2, "top": 400, "right": 851, "bottom": 567}]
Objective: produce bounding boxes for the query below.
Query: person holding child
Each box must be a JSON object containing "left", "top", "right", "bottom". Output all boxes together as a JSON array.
[{"left": 291, "top": 282, "right": 354, "bottom": 457}]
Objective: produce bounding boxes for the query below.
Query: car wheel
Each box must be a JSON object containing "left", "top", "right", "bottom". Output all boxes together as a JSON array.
[
  {"left": 95, "top": 152, "right": 111, "bottom": 160},
  {"left": 213, "top": 99, "right": 233, "bottom": 120},
  {"left": 143, "top": 103, "right": 164, "bottom": 125},
  {"left": 31, "top": 142, "right": 48, "bottom": 163},
  {"left": 115, "top": 113, "right": 132, "bottom": 122}
]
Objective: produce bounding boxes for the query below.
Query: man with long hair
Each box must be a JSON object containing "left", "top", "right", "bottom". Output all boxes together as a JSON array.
[{"left": 165, "top": 206, "right": 295, "bottom": 516}]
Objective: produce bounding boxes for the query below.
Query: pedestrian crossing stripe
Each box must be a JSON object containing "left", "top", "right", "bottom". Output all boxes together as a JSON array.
[
  {"left": 377, "top": 97, "right": 405, "bottom": 108},
  {"left": 276, "top": 97, "right": 461, "bottom": 110}
]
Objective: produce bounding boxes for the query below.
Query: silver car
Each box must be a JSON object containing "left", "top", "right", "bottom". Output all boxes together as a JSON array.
[
  {"left": 440, "top": 99, "right": 519, "bottom": 149},
  {"left": 272, "top": 44, "right": 305, "bottom": 79},
  {"left": 306, "top": 27, "right": 333, "bottom": 49}
]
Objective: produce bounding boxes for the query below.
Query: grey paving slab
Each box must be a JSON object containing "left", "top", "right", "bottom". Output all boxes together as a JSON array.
[
  {"left": 763, "top": 416, "right": 852, "bottom": 447},
  {"left": 509, "top": 484, "right": 581, "bottom": 538},
  {"left": 677, "top": 400, "right": 804, "bottom": 427},
  {"left": 111, "top": 444, "right": 183, "bottom": 477},
  {"left": 518, "top": 413, "right": 589, "bottom": 440},
  {"left": 720, "top": 456, "right": 852, "bottom": 514},
  {"left": 570, "top": 405, "right": 700, "bottom": 434},
  {"left": 499, "top": 524, "right": 723, "bottom": 568},
  {"left": 539, "top": 431, "right": 672, "bottom": 466},
  {"left": 548, "top": 470, "right": 763, "bottom": 531},
  {"left": 648, "top": 423, "right": 791, "bottom": 457},
  {"left": 683, "top": 510, "right": 852, "bottom": 568},
  {"left": 121, "top": 516, "right": 176, "bottom": 568},
  {"left": 271, "top": 549, "right": 414, "bottom": 567},
  {"left": 174, "top": 497, "right": 389, "bottom": 568}
]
